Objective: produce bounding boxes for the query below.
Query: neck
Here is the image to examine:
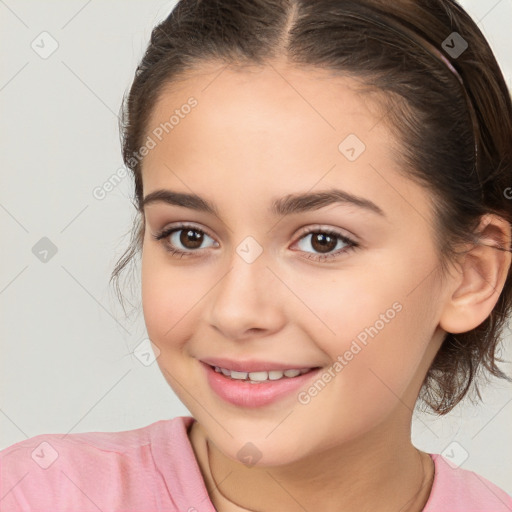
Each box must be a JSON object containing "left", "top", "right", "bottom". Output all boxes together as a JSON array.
[{"left": 190, "top": 412, "right": 435, "bottom": 512}]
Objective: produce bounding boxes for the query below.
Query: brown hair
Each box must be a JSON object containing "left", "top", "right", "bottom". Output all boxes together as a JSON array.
[{"left": 112, "top": 0, "right": 512, "bottom": 414}]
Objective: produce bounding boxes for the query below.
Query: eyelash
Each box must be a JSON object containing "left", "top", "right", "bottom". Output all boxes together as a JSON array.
[{"left": 151, "top": 223, "right": 360, "bottom": 262}]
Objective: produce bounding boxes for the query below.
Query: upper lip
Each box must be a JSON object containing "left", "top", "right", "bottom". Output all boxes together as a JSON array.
[{"left": 201, "top": 357, "right": 319, "bottom": 373}]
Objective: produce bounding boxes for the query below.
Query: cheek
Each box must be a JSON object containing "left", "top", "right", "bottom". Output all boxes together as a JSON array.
[
  {"left": 291, "top": 302, "right": 434, "bottom": 440},
  {"left": 282, "top": 258, "right": 403, "bottom": 348},
  {"left": 141, "top": 247, "right": 196, "bottom": 347},
  {"left": 289, "top": 254, "right": 438, "bottom": 405}
]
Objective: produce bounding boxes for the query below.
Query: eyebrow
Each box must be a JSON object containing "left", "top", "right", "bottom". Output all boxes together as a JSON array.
[{"left": 142, "top": 188, "right": 386, "bottom": 218}]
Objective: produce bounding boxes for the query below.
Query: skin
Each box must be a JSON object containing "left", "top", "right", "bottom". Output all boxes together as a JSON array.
[{"left": 139, "top": 61, "right": 511, "bottom": 512}]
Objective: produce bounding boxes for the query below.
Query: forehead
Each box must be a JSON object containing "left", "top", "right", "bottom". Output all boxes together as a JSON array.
[
  {"left": 147, "top": 61, "right": 385, "bottom": 138},
  {"left": 140, "top": 62, "right": 434, "bottom": 226},
  {"left": 143, "top": 62, "right": 391, "bottom": 174}
]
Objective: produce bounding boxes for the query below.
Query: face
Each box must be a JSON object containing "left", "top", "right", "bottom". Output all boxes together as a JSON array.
[{"left": 140, "top": 62, "right": 450, "bottom": 466}]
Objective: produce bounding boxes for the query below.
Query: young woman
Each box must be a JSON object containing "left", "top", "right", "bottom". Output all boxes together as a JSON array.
[{"left": 2, "top": 1, "right": 512, "bottom": 510}]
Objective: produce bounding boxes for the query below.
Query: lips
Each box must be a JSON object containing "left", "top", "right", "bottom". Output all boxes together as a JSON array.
[
  {"left": 201, "top": 361, "right": 323, "bottom": 407},
  {"left": 200, "top": 356, "right": 317, "bottom": 373}
]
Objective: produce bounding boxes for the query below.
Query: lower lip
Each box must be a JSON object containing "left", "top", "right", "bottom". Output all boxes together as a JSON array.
[{"left": 201, "top": 361, "right": 322, "bottom": 408}]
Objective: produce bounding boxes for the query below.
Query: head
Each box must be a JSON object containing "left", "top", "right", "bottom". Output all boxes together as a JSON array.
[{"left": 112, "top": 0, "right": 512, "bottom": 465}]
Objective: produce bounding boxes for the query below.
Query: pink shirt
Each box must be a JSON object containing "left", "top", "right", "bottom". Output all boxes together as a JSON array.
[{"left": 1, "top": 415, "right": 511, "bottom": 511}]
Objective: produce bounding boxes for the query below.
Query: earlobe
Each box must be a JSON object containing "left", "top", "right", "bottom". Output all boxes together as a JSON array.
[{"left": 438, "top": 214, "right": 512, "bottom": 334}]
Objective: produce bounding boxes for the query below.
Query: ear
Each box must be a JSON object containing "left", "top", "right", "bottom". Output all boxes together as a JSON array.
[{"left": 439, "top": 214, "right": 511, "bottom": 334}]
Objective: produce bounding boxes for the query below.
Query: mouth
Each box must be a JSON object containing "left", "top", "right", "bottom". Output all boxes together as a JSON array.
[
  {"left": 208, "top": 364, "right": 319, "bottom": 383},
  {"left": 200, "top": 361, "right": 323, "bottom": 408}
]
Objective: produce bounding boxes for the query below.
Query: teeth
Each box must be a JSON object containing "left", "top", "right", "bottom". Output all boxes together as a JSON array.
[
  {"left": 230, "top": 371, "right": 248, "bottom": 380},
  {"left": 213, "top": 365, "right": 312, "bottom": 382},
  {"left": 248, "top": 371, "right": 268, "bottom": 381}
]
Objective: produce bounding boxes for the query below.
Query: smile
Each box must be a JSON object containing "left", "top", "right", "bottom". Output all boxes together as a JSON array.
[
  {"left": 213, "top": 365, "right": 314, "bottom": 382},
  {"left": 201, "top": 361, "right": 323, "bottom": 408}
]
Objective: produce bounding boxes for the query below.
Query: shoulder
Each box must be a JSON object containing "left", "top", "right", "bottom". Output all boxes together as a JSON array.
[
  {"left": 0, "top": 415, "right": 196, "bottom": 511},
  {"left": 423, "top": 453, "right": 512, "bottom": 512}
]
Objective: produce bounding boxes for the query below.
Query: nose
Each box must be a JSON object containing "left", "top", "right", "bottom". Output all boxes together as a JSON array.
[{"left": 205, "top": 248, "right": 286, "bottom": 340}]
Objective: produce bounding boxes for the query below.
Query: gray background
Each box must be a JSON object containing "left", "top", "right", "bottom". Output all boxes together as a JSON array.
[{"left": 1, "top": 0, "right": 511, "bottom": 495}]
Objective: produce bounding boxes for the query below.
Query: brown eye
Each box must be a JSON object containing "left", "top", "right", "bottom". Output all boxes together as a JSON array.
[
  {"left": 179, "top": 228, "right": 204, "bottom": 249},
  {"left": 309, "top": 232, "right": 338, "bottom": 254},
  {"left": 152, "top": 224, "right": 218, "bottom": 257},
  {"left": 293, "top": 227, "right": 359, "bottom": 262}
]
